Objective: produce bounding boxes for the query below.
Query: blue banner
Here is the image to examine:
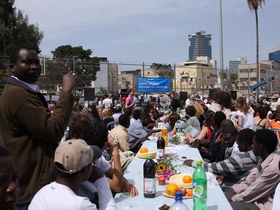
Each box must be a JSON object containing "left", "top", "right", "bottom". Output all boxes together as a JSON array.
[{"left": 137, "top": 77, "right": 170, "bottom": 93}]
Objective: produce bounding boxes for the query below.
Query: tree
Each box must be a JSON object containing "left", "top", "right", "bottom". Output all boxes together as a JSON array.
[
  {"left": 51, "top": 45, "right": 100, "bottom": 89},
  {"left": 247, "top": 0, "right": 265, "bottom": 96},
  {"left": 0, "top": 0, "right": 43, "bottom": 55}
]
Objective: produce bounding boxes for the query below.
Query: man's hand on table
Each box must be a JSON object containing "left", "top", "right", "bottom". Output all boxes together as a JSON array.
[
  {"left": 122, "top": 183, "right": 139, "bottom": 197},
  {"left": 183, "top": 159, "right": 194, "bottom": 166}
]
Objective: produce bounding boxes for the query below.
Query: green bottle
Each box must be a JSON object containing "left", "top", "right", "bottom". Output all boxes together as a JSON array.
[{"left": 192, "top": 159, "right": 207, "bottom": 210}]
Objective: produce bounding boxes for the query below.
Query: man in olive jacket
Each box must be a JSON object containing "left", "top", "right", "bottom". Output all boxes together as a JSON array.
[{"left": 0, "top": 45, "right": 77, "bottom": 209}]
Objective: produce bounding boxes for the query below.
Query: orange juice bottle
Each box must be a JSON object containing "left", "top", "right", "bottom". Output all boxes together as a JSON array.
[{"left": 161, "top": 123, "right": 168, "bottom": 147}]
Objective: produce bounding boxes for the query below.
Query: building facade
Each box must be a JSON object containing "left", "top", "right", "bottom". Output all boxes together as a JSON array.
[
  {"left": 229, "top": 57, "right": 247, "bottom": 74},
  {"left": 238, "top": 60, "right": 280, "bottom": 96},
  {"left": 269, "top": 48, "right": 280, "bottom": 63},
  {"left": 108, "top": 63, "right": 119, "bottom": 95},
  {"left": 188, "top": 31, "right": 212, "bottom": 61},
  {"left": 175, "top": 60, "right": 217, "bottom": 97}
]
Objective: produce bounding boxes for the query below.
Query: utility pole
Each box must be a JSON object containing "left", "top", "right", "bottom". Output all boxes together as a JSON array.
[
  {"left": 73, "top": 56, "right": 76, "bottom": 97},
  {"left": 219, "top": 0, "right": 224, "bottom": 89},
  {"left": 173, "top": 63, "right": 176, "bottom": 94},
  {"left": 202, "top": 67, "right": 204, "bottom": 98},
  {"left": 142, "top": 62, "right": 145, "bottom": 77}
]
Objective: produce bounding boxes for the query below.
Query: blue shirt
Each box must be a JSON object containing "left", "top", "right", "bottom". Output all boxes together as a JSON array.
[{"left": 127, "top": 119, "right": 148, "bottom": 144}]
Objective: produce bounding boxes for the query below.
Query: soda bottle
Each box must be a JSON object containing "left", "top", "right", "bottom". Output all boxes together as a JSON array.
[
  {"left": 157, "top": 133, "right": 165, "bottom": 159},
  {"left": 176, "top": 107, "right": 180, "bottom": 115},
  {"left": 169, "top": 191, "right": 190, "bottom": 210},
  {"left": 192, "top": 159, "right": 207, "bottom": 210},
  {"left": 161, "top": 122, "right": 168, "bottom": 147},
  {"left": 143, "top": 154, "right": 156, "bottom": 198}
]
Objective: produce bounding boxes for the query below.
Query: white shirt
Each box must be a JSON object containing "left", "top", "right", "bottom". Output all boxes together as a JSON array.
[
  {"left": 103, "top": 98, "right": 112, "bottom": 108},
  {"left": 78, "top": 156, "right": 115, "bottom": 210},
  {"left": 236, "top": 107, "right": 255, "bottom": 131},
  {"left": 185, "top": 98, "right": 191, "bottom": 107},
  {"left": 210, "top": 102, "right": 232, "bottom": 117},
  {"left": 29, "top": 181, "right": 97, "bottom": 210},
  {"left": 272, "top": 182, "right": 280, "bottom": 210}
]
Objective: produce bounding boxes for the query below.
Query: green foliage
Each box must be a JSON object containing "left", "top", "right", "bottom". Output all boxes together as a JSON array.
[
  {"left": 96, "top": 87, "right": 108, "bottom": 96},
  {"left": 51, "top": 45, "right": 100, "bottom": 88},
  {"left": 0, "top": 1, "right": 43, "bottom": 54}
]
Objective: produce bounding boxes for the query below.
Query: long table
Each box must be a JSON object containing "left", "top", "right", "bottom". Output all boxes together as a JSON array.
[{"left": 114, "top": 141, "right": 233, "bottom": 210}]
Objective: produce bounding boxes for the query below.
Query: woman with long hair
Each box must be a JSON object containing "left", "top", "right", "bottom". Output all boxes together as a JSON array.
[
  {"left": 88, "top": 104, "right": 102, "bottom": 123},
  {"left": 235, "top": 97, "right": 255, "bottom": 131},
  {"left": 210, "top": 91, "right": 232, "bottom": 119},
  {"left": 190, "top": 101, "right": 205, "bottom": 128},
  {"left": 187, "top": 110, "right": 215, "bottom": 142},
  {"left": 254, "top": 106, "right": 268, "bottom": 129},
  {"left": 168, "top": 113, "right": 181, "bottom": 135}
]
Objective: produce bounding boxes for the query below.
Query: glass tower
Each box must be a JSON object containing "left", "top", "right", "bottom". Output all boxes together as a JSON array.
[{"left": 188, "top": 31, "right": 212, "bottom": 61}]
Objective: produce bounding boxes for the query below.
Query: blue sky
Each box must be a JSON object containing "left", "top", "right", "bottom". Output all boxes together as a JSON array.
[{"left": 15, "top": 0, "right": 280, "bottom": 70}]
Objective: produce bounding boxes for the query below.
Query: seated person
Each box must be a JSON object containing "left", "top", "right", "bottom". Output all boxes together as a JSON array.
[
  {"left": 81, "top": 122, "right": 138, "bottom": 196},
  {"left": 112, "top": 105, "right": 122, "bottom": 121},
  {"left": 210, "top": 126, "right": 238, "bottom": 162},
  {"left": 29, "top": 139, "right": 116, "bottom": 210},
  {"left": 130, "top": 109, "right": 142, "bottom": 125},
  {"left": 185, "top": 129, "right": 259, "bottom": 190},
  {"left": 68, "top": 112, "right": 138, "bottom": 196},
  {"left": 186, "top": 110, "right": 214, "bottom": 142},
  {"left": 127, "top": 112, "right": 160, "bottom": 153},
  {"left": 109, "top": 114, "right": 135, "bottom": 170},
  {"left": 102, "top": 108, "right": 114, "bottom": 130},
  {"left": 184, "top": 105, "right": 201, "bottom": 133},
  {"left": 225, "top": 129, "right": 280, "bottom": 210},
  {"left": 0, "top": 146, "right": 19, "bottom": 210},
  {"left": 271, "top": 161, "right": 280, "bottom": 210},
  {"left": 167, "top": 113, "right": 181, "bottom": 134},
  {"left": 190, "top": 116, "right": 231, "bottom": 162}
]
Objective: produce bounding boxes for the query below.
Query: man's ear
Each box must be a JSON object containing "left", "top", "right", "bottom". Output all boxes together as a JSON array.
[{"left": 9, "top": 63, "right": 15, "bottom": 74}]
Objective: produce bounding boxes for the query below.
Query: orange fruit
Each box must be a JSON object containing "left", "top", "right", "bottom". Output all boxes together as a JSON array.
[
  {"left": 140, "top": 147, "right": 148, "bottom": 153},
  {"left": 166, "top": 183, "right": 178, "bottom": 196},
  {"left": 182, "top": 175, "right": 192, "bottom": 183},
  {"left": 187, "top": 189, "right": 193, "bottom": 196}
]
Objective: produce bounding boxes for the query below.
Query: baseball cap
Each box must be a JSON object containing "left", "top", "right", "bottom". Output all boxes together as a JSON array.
[{"left": 54, "top": 139, "right": 101, "bottom": 174}]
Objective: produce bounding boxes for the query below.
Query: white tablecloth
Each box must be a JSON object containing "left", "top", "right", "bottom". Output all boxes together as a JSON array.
[{"left": 114, "top": 141, "right": 233, "bottom": 210}]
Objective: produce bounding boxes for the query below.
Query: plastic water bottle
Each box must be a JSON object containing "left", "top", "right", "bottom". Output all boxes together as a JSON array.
[
  {"left": 193, "top": 160, "right": 207, "bottom": 210},
  {"left": 143, "top": 154, "right": 156, "bottom": 198},
  {"left": 169, "top": 192, "right": 190, "bottom": 210},
  {"left": 175, "top": 120, "right": 182, "bottom": 136},
  {"left": 157, "top": 134, "right": 165, "bottom": 159}
]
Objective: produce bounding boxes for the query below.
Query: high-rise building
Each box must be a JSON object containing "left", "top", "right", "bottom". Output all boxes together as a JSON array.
[
  {"left": 269, "top": 47, "right": 280, "bottom": 63},
  {"left": 188, "top": 31, "right": 212, "bottom": 61},
  {"left": 229, "top": 57, "right": 247, "bottom": 74}
]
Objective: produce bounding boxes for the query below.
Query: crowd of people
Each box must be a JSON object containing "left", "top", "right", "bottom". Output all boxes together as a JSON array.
[{"left": 0, "top": 44, "right": 280, "bottom": 210}]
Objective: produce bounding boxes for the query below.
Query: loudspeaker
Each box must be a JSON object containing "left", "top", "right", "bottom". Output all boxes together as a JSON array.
[
  {"left": 209, "top": 89, "right": 219, "bottom": 100},
  {"left": 84, "top": 88, "right": 95, "bottom": 101},
  {"left": 230, "top": 91, "right": 237, "bottom": 100},
  {"left": 180, "top": 92, "right": 188, "bottom": 101},
  {"left": 121, "top": 89, "right": 128, "bottom": 98}
]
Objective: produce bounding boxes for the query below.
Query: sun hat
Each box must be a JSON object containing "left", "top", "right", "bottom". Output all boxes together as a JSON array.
[{"left": 54, "top": 139, "right": 101, "bottom": 174}]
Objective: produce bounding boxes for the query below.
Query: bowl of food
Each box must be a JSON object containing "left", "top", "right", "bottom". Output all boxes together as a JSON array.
[{"left": 169, "top": 174, "right": 193, "bottom": 188}]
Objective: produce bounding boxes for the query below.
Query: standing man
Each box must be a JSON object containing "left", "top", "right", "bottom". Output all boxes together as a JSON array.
[
  {"left": 103, "top": 94, "right": 113, "bottom": 109},
  {"left": 0, "top": 44, "right": 77, "bottom": 209},
  {"left": 249, "top": 91, "right": 257, "bottom": 107},
  {"left": 185, "top": 93, "right": 191, "bottom": 108},
  {"left": 170, "top": 93, "right": 180, "bottom": 113}
]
